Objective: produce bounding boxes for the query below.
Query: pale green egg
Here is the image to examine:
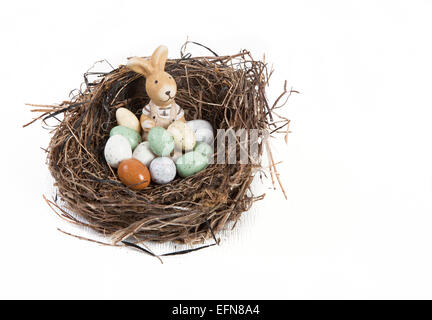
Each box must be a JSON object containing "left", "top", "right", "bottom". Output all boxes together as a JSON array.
[
  {"left": 176, "top": 151, "right": 209, "bottom": 178},
  {"left": 193, "top": 142, "right": 213, "bottom": 161},
  {"left": 148, "top": 126, "right": 175, "bottom": 157},
  {"left": 110, "top": 125, "right": 142, "bottom": 150}
]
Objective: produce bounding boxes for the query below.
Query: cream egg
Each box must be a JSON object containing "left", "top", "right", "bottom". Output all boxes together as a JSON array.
[{"left": 104, "top": 135, "right": 132, "bottom": 168}]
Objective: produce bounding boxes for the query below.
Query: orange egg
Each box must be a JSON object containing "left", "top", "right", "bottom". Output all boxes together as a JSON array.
[{"left": 117, "top": 158, "right": 150, "bottom": 190}]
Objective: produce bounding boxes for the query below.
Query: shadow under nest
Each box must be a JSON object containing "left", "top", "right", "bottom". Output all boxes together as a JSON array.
[{"left": 34, "top": 50, "right": 289, "bottom": 246}]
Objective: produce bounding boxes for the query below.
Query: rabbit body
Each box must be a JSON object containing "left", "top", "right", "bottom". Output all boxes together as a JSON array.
[{"left": 140, "top": 100, "right": 185, "bottom": 130}]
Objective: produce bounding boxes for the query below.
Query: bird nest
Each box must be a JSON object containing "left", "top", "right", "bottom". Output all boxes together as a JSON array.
[{"left": 26, "top": 44, "right": 292, "bottom": 253}]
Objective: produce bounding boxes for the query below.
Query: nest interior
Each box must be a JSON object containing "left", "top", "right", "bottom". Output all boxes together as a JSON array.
[{"left": 32, "top": 49, "right": 289, "bottom": 245}]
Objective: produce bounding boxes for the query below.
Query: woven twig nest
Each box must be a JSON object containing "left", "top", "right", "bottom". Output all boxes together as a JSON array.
[{"left": 28, "top": 46, "right": 290, "bottom": 248}]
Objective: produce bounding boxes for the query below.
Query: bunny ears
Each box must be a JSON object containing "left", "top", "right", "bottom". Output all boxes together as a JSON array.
[{"left": 126, "top": 45, "right": 168, "bottom": 77}]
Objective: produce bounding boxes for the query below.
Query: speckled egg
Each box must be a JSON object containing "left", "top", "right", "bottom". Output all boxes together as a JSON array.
[
  {"left": 110, "top": 125, "right": 142, "bottom": 150},
  {"left": 118, "top": 158, "right": 150, "bottom": 190},
  {"left": 194, "top": 142, "right": 213, "bottom": 161},
  {"left": 132, "top": 141, "right": 156, "bottom": 167},
  {"left": 148, "top": 126, "right": 175, "bottom": 156},
  {"left": 176, "top": 151, "right": 209, "bottom": 178},
  {"left": 116, "top": 107, "right": 141, "bottom": 133},
  {"left": 104, "top": 135, "right": 132, "bottom": 168},
  {"left": 167, "top": 121, "right": 196, "bottom": 151},
  {"left": 187, "top": 119, "right": 214, "bottom": 145},
  {"left": 149, "top": 157, "right": 176, "bottom": 184}
]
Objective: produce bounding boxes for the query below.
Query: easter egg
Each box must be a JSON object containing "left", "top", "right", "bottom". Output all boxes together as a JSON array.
[
  {"left": 176, "top": 151, "right": 209, "bottom": 178},
  {"left": 133, "top": 141, "right": 156, "bottom": 167},
  {"left": 148, "top": 126, "right": 175, "bottom": 156},
  {"left": 104, "top": 135, "right": 132, "bottom": 168},
  {"left": 186, "top": 120, "right": 214, "bottom": 145},
  {"left": 116, "top": 107, "right": 141, "bottom": 133},
  {"left": 167, "top": 121, "right": 196, "bottom": 151},
  {"left": 149, "top": 157, "right": 176, "bottom": 184},
  {"left": 110, "top": 125, "right": 142, "bottom": 150},
  {"left": 187, "top": 119, "right": 213, "bottom": 131},
  {"left": 194, "top": 142, "right": 213, "bottom": 161},
  {"left": 117, "top": 158, "right": 150, "bottom": 190}
]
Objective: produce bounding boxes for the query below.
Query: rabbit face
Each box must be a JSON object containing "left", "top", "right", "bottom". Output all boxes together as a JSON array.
[
  {"left": 126, "top": 45, "right": 177, "bottom": 108},
  {"left": 145, "top": 70, "right": 177, "bottom": 107}
]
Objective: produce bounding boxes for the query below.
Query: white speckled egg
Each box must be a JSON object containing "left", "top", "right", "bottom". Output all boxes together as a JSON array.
[
  {"left": 149, "top": 157, "right": 176, "bottom": 184},
  {"left": 104, "top": 135, "right": 132, "bottom": 168},
  {"left": 132, "top": 141, "right": 156, "bottom": 167},
  {"left": 116, "top": 107, "right": 141, "bottom": 133},
  {"left": 167, "top": 121, "right": 196, "bottom": 151},
  {"left": 187, "top": 119, "right": 213, "bottom": 131},
  {"left": 186, "top": 119, "right": 214, "bottom": 145}
]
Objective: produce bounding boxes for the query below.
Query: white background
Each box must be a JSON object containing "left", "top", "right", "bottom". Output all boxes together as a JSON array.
[{"left": 1, "top": 0, "right": 432, "bottom": 299}]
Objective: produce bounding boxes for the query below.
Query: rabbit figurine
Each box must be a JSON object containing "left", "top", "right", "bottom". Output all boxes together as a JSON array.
[{"left": 126, "top": 45, "right": 185, "bottom": 137}]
